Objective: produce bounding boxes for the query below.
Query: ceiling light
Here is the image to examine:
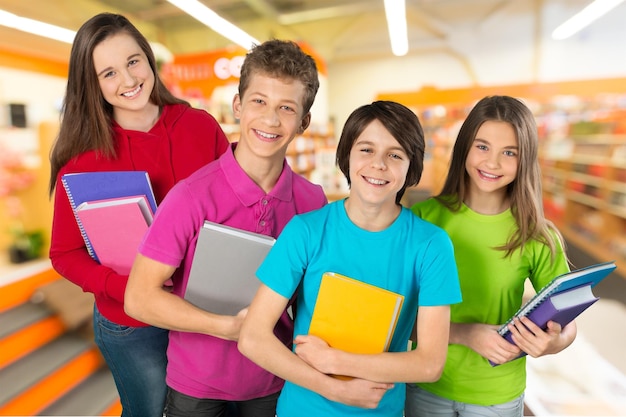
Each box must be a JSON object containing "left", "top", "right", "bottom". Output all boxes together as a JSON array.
[
  {"left": 552, "top": 0, "right": 625, "bottom": 40},
  {"left": 0, "top": 9, "right": 75, "bottom": 43},
  {"left": 166, "top": 0, "right": 260, "bottom": 50},
  {"left": 384, "top": 0, "right": 408, "bottom": 56}
]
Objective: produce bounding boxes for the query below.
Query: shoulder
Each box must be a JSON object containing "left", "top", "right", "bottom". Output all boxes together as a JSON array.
[
  {"left": 164, "top": 104, "right": 219, "bottom": 128},
  {"left": 180, "top": 158, "right": 224, "bottom": 189},
  {"left": 59, "top": 150, "right": 118, "bottom": 176},
  {"left": 290, "top": 172, "right": 327, "bottom": 208},
  {"left": 411, "top": 196, "right": 446, "bottom": 214},
  {"left": 283, "top": 202, "right": 333, "bottom": 234},
  {"left": 411, "top": 196, "right": 458, "bottom": 225},
  {"left": 292, "top": 174, "right": 325, "bottom": 196},
  {"left": 402, "top": 207, "right": 450, "bottom": 241}
]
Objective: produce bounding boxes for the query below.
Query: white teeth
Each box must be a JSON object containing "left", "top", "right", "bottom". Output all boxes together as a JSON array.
[
  {"left": 366, "top": 177, "right": 387, "bottom": 185},
  {"left": 122, "top": 85, "right": 141, "bottom": 97},
  {"left": 480, "top": 170, "right": 499, "bottom": 179},
  {"left": 256, "top": 130, "right": 278, "bottom": 139}
]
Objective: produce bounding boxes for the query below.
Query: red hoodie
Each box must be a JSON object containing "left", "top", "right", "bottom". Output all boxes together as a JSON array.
[{"left": 50, "top": 104, "right": 229, "bottom": 326}]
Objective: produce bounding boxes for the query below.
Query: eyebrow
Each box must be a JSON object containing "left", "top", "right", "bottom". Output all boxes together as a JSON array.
[
  {"left": 356, "top": 139, "right": 407, "bottom": 153},
  {"left": 96, "top": 53, "right": 142, "bottom": 77},
  {"left": 248, "top": 91, "right": 300, "bottom": 107},
  {"left": 474, "top": 138, "right": 518, "bottom": 150}
]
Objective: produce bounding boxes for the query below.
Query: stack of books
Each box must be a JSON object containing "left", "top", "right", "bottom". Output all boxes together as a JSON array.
[{"left": 62, "top": 171, "right": 157, "bottom": 275}]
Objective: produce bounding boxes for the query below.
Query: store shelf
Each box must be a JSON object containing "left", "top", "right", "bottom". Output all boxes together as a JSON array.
[{"left": 540, "top": 134, "right": 626, "bottom": 280}]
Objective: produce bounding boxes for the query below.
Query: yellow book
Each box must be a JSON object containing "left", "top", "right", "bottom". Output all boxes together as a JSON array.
[{"left": 309, "top": 272, "right": 404, "bottom": 355}]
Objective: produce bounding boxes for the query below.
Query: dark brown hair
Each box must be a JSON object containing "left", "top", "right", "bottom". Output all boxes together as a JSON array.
[
  {"left": 336, "top": 101, "right": 425, "bottom": 204},
  {"left": 49, "top": 13, "right": 187, "bottom": 195}
]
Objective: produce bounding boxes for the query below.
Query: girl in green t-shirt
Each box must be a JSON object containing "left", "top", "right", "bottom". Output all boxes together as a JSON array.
[{"left": 406, "top": 95, "right": 574, "bottom": 417}]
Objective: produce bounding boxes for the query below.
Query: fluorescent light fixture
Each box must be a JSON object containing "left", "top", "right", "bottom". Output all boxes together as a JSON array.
[
  {"left": 552, "top": 0, "right": 625, "bottom": 40},
  {"left": 0, "top": 9, "right": 75, "bottom": 43},
  {"left": 166, "top": 0, "right": 260, "bottom": 50},
  {"left": 384, "top": 0, "right": 408, "bottom": 56}
]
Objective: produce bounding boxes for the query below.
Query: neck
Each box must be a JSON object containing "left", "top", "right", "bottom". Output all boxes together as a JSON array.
[
  {"left": 233, "top": 146, "right": 285, "bottom": 194},
  {"left": 344, "top": 197, "right": 401, "bottom": 231},
  {"left": 464, "top": 191, "right": 510, "bottom": 215},
  {"left": 114, "top": 103, "right": 160, "bottom": 132}
]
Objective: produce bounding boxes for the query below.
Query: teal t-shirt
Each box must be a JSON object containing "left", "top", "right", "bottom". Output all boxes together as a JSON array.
[
  {"left": 257, "top": 200, "right": 462, "bottom": 416},
  {"left": 411, "top": 197, "right": 569, "bottom": 405}
]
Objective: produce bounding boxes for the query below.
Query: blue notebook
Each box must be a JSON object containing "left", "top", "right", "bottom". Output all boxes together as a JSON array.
[
  {"left": 492, "top": 261, "right": 616, "bottom": 366},
  {"left": 61, "top": 171, "right": 157, "bottom": 260},
  {"left": 498, "top": 260, "right": 616, "bottom": 336}
]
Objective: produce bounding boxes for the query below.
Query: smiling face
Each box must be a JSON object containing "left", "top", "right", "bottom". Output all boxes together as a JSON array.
[
  {"left": 92, "top": 32, "right": 156, "bottom": 125},
  {"left": 347, "top": 119, "right": 410, "bottom": 210},
  {"left": 465, "top": 120, "right": 519, "bottom": 200},
  {"left": 232, "top": 73, "right": 310, "bottom": 165}
]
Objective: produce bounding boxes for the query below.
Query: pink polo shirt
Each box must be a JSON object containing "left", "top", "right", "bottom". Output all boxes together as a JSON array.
[{"left": 138, "top": 143, "right": 326, "bottom": 400}]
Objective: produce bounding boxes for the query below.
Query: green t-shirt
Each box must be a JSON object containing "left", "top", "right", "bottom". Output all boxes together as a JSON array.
[{"left": 411, "top": 197, "right": 569, "bottom": 405}]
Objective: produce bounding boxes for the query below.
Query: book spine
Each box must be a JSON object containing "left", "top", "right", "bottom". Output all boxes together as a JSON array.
[{"left": 61, "top": 177, "right": 98, "bottom": 261}]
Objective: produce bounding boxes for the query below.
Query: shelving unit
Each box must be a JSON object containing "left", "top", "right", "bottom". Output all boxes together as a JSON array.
[{"left": 541, "top": 135, "right": 626, "bottom": 277}]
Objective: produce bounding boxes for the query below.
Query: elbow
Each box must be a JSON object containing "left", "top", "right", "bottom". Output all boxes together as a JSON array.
[
  {"left": 424, "top": 363, "right": 445, "bottom": 382},
  {"left": 237, "top": 330, "right": 253, "bottom": 359},
  {"left": 237, "top": 326, "right": 261, "bottom": 365},
  {"left": 123, "top": 289, "right": 142, "bottom": 321},
  {"left": 417, "top": 357, "right": 445, "bottom": 383}
]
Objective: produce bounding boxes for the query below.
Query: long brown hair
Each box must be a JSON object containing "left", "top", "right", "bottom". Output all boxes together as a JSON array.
[
  {"left": 437, "top": 95, "right": 565, "bottom": 258},
  {"left": 49, "top": 13, "right": 187, "bottom": 195}
]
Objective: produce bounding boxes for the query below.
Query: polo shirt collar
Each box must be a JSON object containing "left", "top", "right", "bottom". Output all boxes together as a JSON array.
[{"left": 221, "top": 143, "right": 294, "bottom": 207}]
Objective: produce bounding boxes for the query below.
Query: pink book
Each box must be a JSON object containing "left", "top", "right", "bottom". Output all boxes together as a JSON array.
[{"left": 76, "top": 195, "right": 153, "bottom": 275}]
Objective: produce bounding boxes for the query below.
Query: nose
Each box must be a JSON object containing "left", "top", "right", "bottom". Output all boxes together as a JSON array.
[
  {"left": 120, "top": 68, "right": 136, "bottom": 87},
  {"left": 371, "top": 154, "right": 387, "bottom": 170},
  {"left": 485, "top": 151, "right": 500, "bottom": 168},
  {"left": 262, "top": 107, "right": 280, "bottom": 127}
]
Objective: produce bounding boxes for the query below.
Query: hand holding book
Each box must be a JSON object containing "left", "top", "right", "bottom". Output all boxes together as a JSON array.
[{"left": 491, "top": 261, "right": 616, "bottom": 366}]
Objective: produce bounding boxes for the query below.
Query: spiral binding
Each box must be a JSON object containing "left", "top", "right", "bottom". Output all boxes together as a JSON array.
[{"left": 61, "top": 177, "right": 99, "bottom": 261}]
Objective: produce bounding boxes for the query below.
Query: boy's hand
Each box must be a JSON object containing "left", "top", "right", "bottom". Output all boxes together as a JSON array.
[
  {"left": 294, "top": 334, "right": 335, "bottom": 374},
  {"left": 223, "top": 307, "right": 248, "bottom": 341},
  {"left": 329, "top": 377, "right": 393, "bottom": 409}
]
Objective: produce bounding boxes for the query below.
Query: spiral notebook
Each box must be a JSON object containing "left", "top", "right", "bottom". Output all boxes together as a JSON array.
[
  {"left": 492, "top": 261, "right": 616, "bottom": 365},
  {"left": 497, "top": 260, "right": 616, "bottom": 337},
  {"left": 61, "top": 171, "right": 157, "bottom": 260}
]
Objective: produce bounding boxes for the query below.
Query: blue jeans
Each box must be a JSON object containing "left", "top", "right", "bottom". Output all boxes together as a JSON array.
[
  {"left": 405, "top": 384, "right": 524, "bottom": 417},
  {"left": 165, "top": 387, "right": 280, "bottom": 417},
  {"left": 93, "top": 305, "right": 169, "bottom": 417}
]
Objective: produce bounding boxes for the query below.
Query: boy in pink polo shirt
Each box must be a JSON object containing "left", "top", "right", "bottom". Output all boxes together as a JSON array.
[{"left": 124, "top": 39, "right": 327, "bottom": 417}]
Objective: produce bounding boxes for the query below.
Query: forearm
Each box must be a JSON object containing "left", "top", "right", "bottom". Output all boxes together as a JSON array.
[
  {"left": 321, "top": 306, "right": 450, "bottom": 383},
  {"left": 449, "top": 322, "right": 474, "bottom": 346},
  {"left": 125, "top": 287, "right": 238, "bottom": 338},
  {"left": 326, "top": 349, "right": 444, "bottom": 383},
  {"left": 239, "top": 327, "right": 338, "bottom": 398},
  {"left": 125, "top": 254, "right": 240, "bottom": 340},
  {"left": 50, "top": 245, "right": 127, "bottom": 302}
]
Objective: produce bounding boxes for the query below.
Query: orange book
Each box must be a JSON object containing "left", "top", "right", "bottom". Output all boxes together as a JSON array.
[
  {"left": 76, "top": 195, "right": 153, "bottom": 275},
  {"left": 309, "top": 272, "right": 404, "bottom": 356}
]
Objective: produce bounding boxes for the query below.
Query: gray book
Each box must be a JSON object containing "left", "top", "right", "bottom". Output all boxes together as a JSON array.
[{"left": 184, "top": 221, "right": 276, "bottom": 315}]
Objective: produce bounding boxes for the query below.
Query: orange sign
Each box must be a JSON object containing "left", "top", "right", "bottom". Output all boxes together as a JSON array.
[{"left": 161, "top": 42, "right": 327, "bottom": 100}]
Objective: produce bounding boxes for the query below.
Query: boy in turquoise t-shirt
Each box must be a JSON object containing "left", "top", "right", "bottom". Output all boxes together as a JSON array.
[{"left": 239, "top": 101, "right": 462, "bottom": 416}]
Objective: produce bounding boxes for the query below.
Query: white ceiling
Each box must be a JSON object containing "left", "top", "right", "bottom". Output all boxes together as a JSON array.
[{"left": 0, "top": 0, "right": 598, "bottom": 67}]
